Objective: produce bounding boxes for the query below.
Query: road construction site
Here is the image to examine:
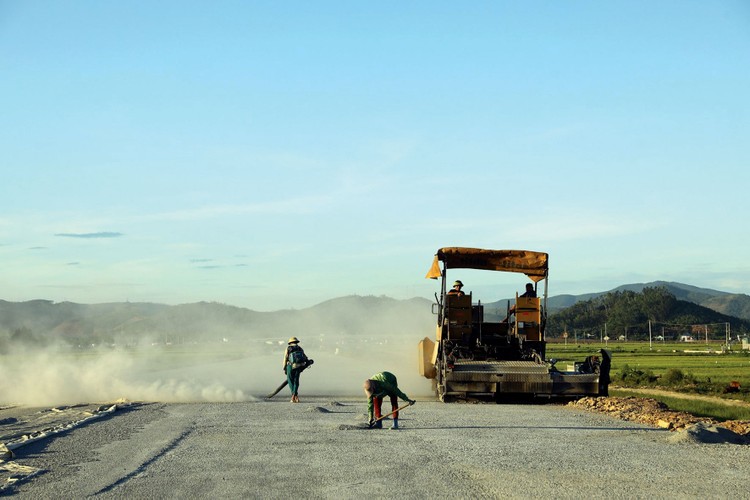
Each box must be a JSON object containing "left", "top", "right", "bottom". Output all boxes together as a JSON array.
[{"left": 3, "top": 397, "right": 750, "bottom": 498}]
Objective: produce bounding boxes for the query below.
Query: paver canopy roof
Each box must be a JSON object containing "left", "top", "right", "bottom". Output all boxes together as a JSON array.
[{"left": 426, "top": 247, "right": 548, "bottom": 282}]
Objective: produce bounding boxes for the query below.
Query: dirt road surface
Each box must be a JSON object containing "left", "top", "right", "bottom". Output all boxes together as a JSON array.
[{"left": 3, "top": 398, "right": 750, "bottom": 498}]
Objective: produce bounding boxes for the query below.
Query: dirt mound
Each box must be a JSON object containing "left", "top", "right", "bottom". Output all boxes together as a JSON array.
[
  {"left": 569, "top": 396, "right": 750, "bottom": 441},
  {"left": 666, "top": 422, "right": 749, "bottom": 445},
  {"left": 307, "top": 406, "right": 332, "bottom": 413}
]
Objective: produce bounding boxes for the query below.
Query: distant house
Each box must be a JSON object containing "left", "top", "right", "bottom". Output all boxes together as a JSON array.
[{"left": 680, "top": 335, "right": 694, "bottom": 342}]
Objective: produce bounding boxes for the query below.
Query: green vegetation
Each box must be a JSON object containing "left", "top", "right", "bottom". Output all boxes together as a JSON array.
[
  {"left": 547, "top": 286, "right": 750, "bottom": 340},
  {"left": 548, "top": 342, "right": 750, "bottom": 396}
]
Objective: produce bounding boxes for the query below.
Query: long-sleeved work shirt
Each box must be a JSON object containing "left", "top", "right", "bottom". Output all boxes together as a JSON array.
[{"left": 367, "top": 371, "right": 410, "bottom": 419}]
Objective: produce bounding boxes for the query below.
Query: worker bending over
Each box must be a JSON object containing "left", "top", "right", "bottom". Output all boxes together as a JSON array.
[{"left": 363, "top": 371, "right": 415, "bottom": 430}]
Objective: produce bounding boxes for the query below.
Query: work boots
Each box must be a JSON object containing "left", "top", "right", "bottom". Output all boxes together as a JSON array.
[{"left": 390, "top": 418, "right": 399, "bottom": 430}]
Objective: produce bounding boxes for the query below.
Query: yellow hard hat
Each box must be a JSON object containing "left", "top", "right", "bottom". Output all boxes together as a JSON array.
[{"left": 288, "top": 336, "right": 300, "bottom": 344}]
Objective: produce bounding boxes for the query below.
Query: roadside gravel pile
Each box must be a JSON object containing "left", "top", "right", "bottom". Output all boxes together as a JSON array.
[{"left": 569, "top": 396, "right": 750, "bottom": 439}]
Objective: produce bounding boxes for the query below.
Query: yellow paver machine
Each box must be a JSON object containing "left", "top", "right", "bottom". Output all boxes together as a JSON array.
[{"left": 419, "top": 247, "right": 611, "bottom": 402}]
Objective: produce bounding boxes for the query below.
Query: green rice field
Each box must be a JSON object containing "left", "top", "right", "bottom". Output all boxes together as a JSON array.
[{"left": 547, "top": 341, "right": 750, "bottom": 386}]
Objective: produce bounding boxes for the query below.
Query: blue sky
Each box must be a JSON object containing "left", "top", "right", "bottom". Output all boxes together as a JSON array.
[{"left": 1, "top": 1, "right": 749, "bottom": 311}]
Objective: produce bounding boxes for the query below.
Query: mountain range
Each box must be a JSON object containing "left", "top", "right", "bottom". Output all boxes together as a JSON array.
[
  {"left": 0, "top": 295, "right": 434, "bottom": 350},
  {"left": 1, "top": 282, "right": 748, "bottom": 350}
]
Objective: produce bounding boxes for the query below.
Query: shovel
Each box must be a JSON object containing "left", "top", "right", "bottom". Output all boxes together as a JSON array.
[
  {"left": 368, "top": 401, "right": 414, "bottom": 428},
  {"left": 265, "top": 359, "right": 314, "bottom": 399}
]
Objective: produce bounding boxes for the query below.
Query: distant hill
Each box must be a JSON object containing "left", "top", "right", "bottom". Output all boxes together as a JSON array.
[
  {"left": 546, "top": 281, "right": 750, "bottom": 321},
  {"left": 2, "top": 281, "right": 749, "bottom": 350},
  {"left": 0, "top": 296, "right": 434, "bottom": 352},
  {"left": 546, "top": 285, "right": 750, "bottom": 339}
]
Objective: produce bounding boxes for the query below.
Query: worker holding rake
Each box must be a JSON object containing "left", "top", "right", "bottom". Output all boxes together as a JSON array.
[{"left": 363, "top": 371, "right": 415, "bottom": 430}]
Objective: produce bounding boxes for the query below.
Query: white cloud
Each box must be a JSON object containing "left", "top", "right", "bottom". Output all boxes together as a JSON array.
[{"left": 503, "top": 210, "right": 668, "bottom": 244}]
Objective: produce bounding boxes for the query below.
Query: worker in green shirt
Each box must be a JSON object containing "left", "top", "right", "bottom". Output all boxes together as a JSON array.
[{"left": 363, "top": 371, "right": 415, "bottom": 430}]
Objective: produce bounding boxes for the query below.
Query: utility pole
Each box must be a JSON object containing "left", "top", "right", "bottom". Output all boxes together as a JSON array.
[{"left": 727, "top": 322, "right": 731, "bottom": 348}]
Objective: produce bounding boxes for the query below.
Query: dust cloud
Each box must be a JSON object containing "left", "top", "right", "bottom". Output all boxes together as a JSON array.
[
  {"left": 0, "top": 295, "right": 436, "bottom": 406},
  {"left": 0, "top": 337, "right": 434, "bottom": 407}
]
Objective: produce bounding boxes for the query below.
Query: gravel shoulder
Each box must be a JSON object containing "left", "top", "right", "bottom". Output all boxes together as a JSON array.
[{"left": 570, "top": 388, "right": 750, "bottom": 437}]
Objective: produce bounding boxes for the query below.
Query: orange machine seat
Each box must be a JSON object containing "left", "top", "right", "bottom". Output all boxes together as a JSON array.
[
  {"left": 515, "top": 296, "right": 540, "bottom": 323},
  {"left": 514, "top": 295, "right": 541, "bottom": 341},
  {"left": 445, "top": 293, "right": 472, "bottom": 340}
]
